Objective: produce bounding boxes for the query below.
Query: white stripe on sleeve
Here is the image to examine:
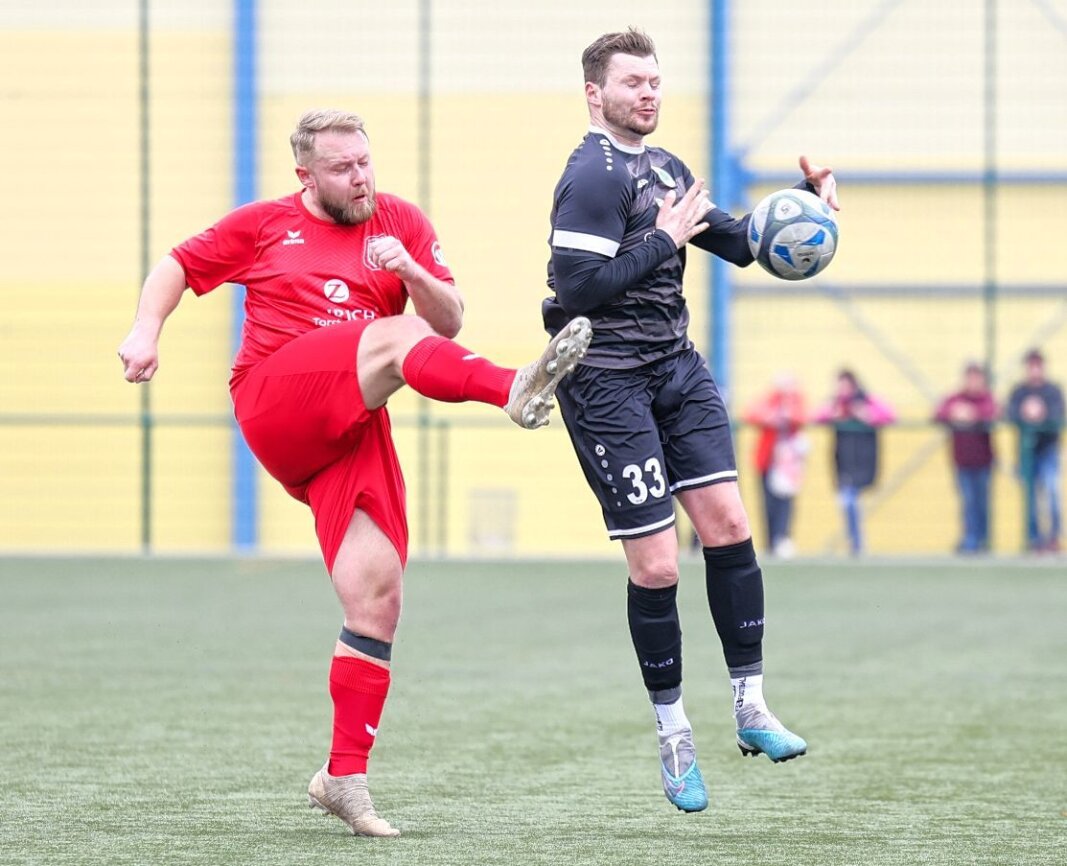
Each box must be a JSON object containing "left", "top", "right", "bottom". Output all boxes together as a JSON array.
[{"left": 551, "top": 229, "right": 620, "bottom": 258}]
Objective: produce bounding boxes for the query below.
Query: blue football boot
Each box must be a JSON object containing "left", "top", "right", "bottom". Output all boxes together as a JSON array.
[
  {"left": 659, "top": 729, "right": 709, "bottom": 812},
  {"left": 735, "top": 705, "right": 807, "bottom": 762}
]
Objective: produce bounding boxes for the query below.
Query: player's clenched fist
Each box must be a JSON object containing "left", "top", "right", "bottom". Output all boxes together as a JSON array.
[
  {"left": 655, "top": 179, "right": 714, "bottom": 248},
  {"left": 367, "top": 235, "right": 418, "bottom": 281},
  {"left": 117, "top": 328, "right": 159, "bottom": 383}
]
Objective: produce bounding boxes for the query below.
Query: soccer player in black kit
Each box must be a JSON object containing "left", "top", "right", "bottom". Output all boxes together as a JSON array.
[{"left": 545, "top": 29, "right": 840, "bottom": 812}]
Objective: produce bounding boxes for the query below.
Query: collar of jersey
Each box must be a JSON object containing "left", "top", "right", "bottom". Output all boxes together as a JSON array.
[{"left": 588, "top": 125, "right": 645, "bottom": 155}]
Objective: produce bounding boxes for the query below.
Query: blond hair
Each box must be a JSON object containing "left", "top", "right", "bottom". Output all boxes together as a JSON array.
[{"left": 289, "top": 109, "right": 367, "bottom": 164}]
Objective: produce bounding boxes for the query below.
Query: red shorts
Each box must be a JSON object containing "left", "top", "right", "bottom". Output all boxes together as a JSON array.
[{"left": 231, "top": 321, "right": 408, "bottom": 571}]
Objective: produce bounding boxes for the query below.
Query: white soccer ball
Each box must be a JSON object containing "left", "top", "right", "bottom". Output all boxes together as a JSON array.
[{"left": 747, "top": 188, "right": 838, "bottom": 280}]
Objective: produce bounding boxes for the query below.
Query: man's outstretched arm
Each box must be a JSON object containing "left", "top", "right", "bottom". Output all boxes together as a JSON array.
[{"left": 117, "top": 255, "right": 189, "bottom": 383}]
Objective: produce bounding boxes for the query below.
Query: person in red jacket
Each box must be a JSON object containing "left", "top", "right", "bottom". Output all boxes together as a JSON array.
[
  {"left": 743, "top": 375, "right": 808, "bottom": 558},
  {"left": 934, "top": 362, "right": 999, "bottom": 553}
]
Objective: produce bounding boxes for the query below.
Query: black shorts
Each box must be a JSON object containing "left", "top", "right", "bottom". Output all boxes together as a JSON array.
[{"left": 556, "top": 347, "right": 738, "bottom": 541}]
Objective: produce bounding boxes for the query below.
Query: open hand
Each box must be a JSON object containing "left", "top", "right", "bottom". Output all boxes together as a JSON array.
[
  {"left": 655, "top": 179, "right": 714, "bottom": 247},
  {"left": 799, "top": 155, "right": 840, "bottom": 211}
]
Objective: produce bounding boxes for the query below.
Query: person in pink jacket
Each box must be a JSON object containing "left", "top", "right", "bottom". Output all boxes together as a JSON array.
[{"left": 813, "top": 370, "right": 896, "bottom": 555}]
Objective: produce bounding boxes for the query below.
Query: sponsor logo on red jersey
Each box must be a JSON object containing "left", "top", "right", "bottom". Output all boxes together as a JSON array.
[{"left": 323, "top": 279, "right": 350, "bottom": 303}]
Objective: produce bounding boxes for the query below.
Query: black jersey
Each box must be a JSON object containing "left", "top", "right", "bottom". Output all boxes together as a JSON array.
[{"left": 544, "top": 127, "right": 755, "bottom": 369}]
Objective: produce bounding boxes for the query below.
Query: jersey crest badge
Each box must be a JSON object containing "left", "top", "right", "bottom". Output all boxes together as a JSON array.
[
  {"left": 652, "top": 166, "right": 677, "bottom": 189},
  {"left": 363, "top": 234, "right": 388, "bottom": 271}
]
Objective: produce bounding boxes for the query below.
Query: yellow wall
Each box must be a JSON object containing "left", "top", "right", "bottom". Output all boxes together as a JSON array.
[
  {"left": 2, "top": 1, "right": 1065, "bottom": 557},
  {"left": 0, "top": 18, "right": 232, "bottom": 551}
]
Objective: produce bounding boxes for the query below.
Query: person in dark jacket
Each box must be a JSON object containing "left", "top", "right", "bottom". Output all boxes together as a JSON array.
[
  {"left": 1006, "top": 348, "right": 1064, "bottom": 553},
  {"left": 934, "top": 362, "right": 998, "bottom": 553},
  {"left": 814, "top": 370, "right": 895, "bottom": 555}
]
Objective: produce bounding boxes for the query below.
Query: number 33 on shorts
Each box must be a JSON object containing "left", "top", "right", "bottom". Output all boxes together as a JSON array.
[{"left": 623, "top": 457, "right": 667, "bottom": 505}]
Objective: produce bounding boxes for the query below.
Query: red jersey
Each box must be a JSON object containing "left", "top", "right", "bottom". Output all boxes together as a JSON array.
[{"left": 171, "top": 191, "right": 454, "bottom": 387}]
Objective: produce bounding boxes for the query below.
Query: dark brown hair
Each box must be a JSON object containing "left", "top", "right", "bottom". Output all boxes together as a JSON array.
[{"left": 581, "top": 28, "right": 657, "bottom": 87}]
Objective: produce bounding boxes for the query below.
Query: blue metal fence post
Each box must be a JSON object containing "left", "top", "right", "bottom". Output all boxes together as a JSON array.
[
  {"left": 709, "top": 0, "right": 735, "bottom": 401},
  {"left": 232, "top": 0, "right": 258, "bottom": 550}
]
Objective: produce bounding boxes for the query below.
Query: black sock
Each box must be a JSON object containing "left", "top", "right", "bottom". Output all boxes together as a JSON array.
[
  {"left": 704, "top": 538, "right": 764, "bottom": 674},
  {"left": 626, "top": 579, "right": 683, "bottom": 696}
]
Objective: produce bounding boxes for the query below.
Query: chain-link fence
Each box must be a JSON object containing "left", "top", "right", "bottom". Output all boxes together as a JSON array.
[{"left": 2, "top": 0, "right": 1064, "bottom": 557}]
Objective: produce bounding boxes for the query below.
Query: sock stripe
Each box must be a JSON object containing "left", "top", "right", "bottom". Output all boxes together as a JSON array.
[
  {"left": 329, "top": 655, "right": 390, "bottom": 694},
  {"left": 399, "top": 335, "right": 444, "bottom": 383}
]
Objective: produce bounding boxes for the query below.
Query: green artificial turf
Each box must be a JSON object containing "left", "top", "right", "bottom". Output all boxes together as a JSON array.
[{"left": 1, "top": 556, "right": 1064, "bottom": 865}]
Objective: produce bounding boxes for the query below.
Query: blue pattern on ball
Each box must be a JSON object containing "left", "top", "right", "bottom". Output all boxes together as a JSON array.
[{"left": 747, "top": 188, "right": 838, "bottom": 281}]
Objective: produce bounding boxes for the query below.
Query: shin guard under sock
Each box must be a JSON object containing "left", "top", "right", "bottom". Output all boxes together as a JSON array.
[
  {"left": 627, "top": 580, "right": 683, "bottom": 693},
  {"left": 401, "top": 336, "right": 515, "bottom": 406},
  {"left": 328, "top": 655, "right": 390, "bottom": 776},
  {"left": 703, "top": 538, "right": 765, "bottom": 673}
]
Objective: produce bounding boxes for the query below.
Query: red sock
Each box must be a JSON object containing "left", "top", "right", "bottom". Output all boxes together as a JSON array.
[
  {"left": 401, "top": 336, "right": 516, "bottom": 407},
  {"left": 328, "top": 655, "right": 390, "bottom": 776}
]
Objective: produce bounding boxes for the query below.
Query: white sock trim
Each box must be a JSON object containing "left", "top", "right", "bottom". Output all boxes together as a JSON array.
[
  {"left": 731, "top": 674, "right": 767, "bottom": 715},
  {"left": 653, "top": 696, "right": 691, "bottom": 737}
]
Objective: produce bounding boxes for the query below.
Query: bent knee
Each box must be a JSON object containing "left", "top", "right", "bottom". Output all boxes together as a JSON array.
[
  {"left": 370, "top": 580, "right": 403, "bottom": 620},
  {"left": 358, "top": 316, "right": 438, "bottom": 405},
  {"left": 366, "top": 315, "right": 436, "bottom": 356},
  {"left": 344, "top": 582, "right": 403, "bottom": 641},
  {"left": 630, "top": 558, "right": 680, "bottom": 589},
  {"left": 700, "top": 509, "right": 751, "bottom": 548}
]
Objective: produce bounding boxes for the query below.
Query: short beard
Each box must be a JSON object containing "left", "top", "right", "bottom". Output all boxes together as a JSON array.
[
  {"left": 321, "top": 193, "right": 376, "bottom": 226},
  {"left": 602, "top": 99, "right": 658, "bottom": 139}
]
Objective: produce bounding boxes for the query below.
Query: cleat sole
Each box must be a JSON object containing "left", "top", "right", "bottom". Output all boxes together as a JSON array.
[{"left": 505, "top": 317, "right": 592, "bottom": 429}]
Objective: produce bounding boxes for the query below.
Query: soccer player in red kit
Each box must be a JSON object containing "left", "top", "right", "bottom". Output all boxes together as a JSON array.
[{"left": 117, "top": 109, "right": 591, "bottom": 838}]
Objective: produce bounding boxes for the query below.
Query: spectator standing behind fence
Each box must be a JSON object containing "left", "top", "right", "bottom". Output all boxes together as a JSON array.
[
  {"left": 743, "top": 375, "right": 808, "bottom": 558},
  {"left": 933, "top": 362, "right": 998, "bottom": 554},
  {"left": 813, "top": 370, "right": 895, "bottom": 556},
  {"left": 1006, "top": 348, "right": 1064, "bottom": 553}
]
